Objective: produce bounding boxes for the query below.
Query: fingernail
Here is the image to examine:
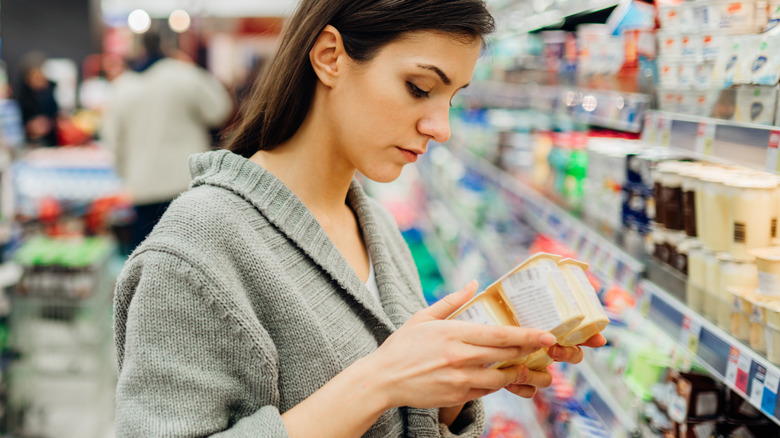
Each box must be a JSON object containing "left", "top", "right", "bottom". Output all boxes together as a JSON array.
[
  {"left": 549, "top": 345, "right": 561, "bottom": 358},
  {"left": 540, "top": 333, "right": 556, "bottom": 346},
  {"left": 514, "top": 366, "right": 528, "bottom": 384}
]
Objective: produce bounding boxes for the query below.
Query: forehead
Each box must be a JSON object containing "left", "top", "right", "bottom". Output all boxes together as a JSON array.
[{"left": 368, "top": 31, "right": 482, "bottom": 78}]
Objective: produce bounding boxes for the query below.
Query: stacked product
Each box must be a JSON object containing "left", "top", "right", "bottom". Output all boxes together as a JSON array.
[{"left": 656, "top": 0, "right": 780, "bottom": 124}]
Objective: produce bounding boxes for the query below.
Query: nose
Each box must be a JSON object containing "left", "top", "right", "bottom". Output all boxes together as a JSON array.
[{"left": 417, "top": 104, "right": 451, "bottom": 144}]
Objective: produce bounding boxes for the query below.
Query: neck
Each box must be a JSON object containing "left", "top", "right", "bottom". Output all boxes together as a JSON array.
[{"left": 249, "top": 87, "right": 355, "bottom": 219}]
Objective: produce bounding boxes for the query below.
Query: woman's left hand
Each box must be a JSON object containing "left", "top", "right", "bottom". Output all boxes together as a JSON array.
[{"left": 503, "top": 333, "right": 607, "bottom": 398}]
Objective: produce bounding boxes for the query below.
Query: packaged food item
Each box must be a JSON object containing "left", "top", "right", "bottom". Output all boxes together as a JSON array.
[
  {"left": 447, "top": 252, "right": 596, "bottom": 369},
  {"left": 718, "top": 254, "right": 759, "bottom": 330},
  {"left": 751, "top": 35, "right": 780, "bottom": 85},
  {"left": 704, "top": 250, "right": 723, "bottom": 320},
  {"left": 749, "top": 246, "right": 780, "bottom": 295},
  {"left": 727, "top": 177, "right": 778, "bottom": 258},
  {"left": 699, "top": 172, "right": 731, "bottom": 252},
  {"left": 728, "top": 287, "right": 753, "bottom": 341},
  {"left": 687, "top": 245, "right": 708, "bottom": 313},
  {"left": 556, "top": 259, "right": 610, "bottom": 346}
]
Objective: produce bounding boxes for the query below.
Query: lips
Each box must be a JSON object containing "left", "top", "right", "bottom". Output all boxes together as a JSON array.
[{"left": 397, "top": 146, "right": 422, "bottom": 162}]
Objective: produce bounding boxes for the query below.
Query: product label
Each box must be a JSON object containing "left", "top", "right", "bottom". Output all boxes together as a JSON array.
[
  {"left": 540, "top": 259, "right": 578, "bottom": 305},
  {"left": 750, "top": 364, "right": 767, "bottom": 407},
  {"left": 758, "top": 271, "right": 780, "bottom": 295},
  {"left": 766, "top": 130, "right": 780, "bottom": 172},
  {"left": 452, "top": 301, "right": 495, "bottom": 326},
  {"left": 571, "top": 267, "right": 603, "bottom": 312},
  {"left": 733, "top": 222, "right": 746, "bottom": 243},
  {"left": 501, "top": 267, "right": 562, "bottom": 331}
]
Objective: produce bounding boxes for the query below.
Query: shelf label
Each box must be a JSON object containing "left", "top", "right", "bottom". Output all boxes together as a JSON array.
[
  {"left": 659, "top": 116, "right": 672, "bottom": 147},
  {"left": 695, "top": 122, "right": 716, "bottom": 156},
  {"left": 736, "top": 353, "right": 753, "bottom": 393},
  {"left": 680, "top": 315, "right": 702, "bottom": 354},
  {"left": 750, "top": 364, "right": 767, "bottom": 407},
  {"left": 762, "top": 369, "right": 780, "bottom": 414},
  {"left": 766, "top": 130, "right": 780, "bottom": 172}
]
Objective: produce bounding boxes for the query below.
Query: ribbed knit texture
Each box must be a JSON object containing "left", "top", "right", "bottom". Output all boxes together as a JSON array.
[{"left": 113, "top": 150, "right": 485, "bottom": 437}]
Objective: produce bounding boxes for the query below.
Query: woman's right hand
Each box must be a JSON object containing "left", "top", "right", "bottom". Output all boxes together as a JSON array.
[{"left": 362, "top": 281, "right": 557, "bottom": 410}]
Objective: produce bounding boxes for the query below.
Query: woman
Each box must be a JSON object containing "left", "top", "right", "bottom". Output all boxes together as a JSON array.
[{"left": 113, "top": 0, "right": 606, "bottom": 436}]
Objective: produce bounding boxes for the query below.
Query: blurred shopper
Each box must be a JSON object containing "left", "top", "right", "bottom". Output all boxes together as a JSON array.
[
  {"left": 113, "top": 1, "right": 606, "bottom": 437},
  {"left": 16, "top": 51, "right": 60, "bottom": 146},
  {"left": 102, "top": 31, "right": 232, "bottom": 252}
]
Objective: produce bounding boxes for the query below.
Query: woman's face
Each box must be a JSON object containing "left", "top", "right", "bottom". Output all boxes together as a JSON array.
[{"left": 326, "top": 31, "right": 482, "bottom": 183}]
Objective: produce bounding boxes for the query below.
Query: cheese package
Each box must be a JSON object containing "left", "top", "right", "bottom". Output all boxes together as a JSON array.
[
  {"left": 447, "top": 252, "right": 610, "bottom": 370},
  {"left": 557, "top": 259, "right": 611, "bottom": 346}
]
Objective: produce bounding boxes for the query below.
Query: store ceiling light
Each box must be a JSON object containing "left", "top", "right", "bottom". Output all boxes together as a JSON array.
[
  {"left": 168, "top": 9, "right": 191, "bottom": 33},
  {"left": 128, "top": 9, "right": 152, "bottom": 34}
]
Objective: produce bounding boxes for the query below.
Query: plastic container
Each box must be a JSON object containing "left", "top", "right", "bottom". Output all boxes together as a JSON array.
[
  {"left": 704, "top": 250, "right": 723, "bottom": 321},
  {"left": 749, "top": 246, "right": 780, "bottom": 296},
  {"left": 687, "top": 245, "right": 708, "bottom": 313},
  {"left": 490, "top": 253, "right": 585, "bottom": 339},
  {"left": 728, "top": 287, "right": 753, "bottom": 341},
  {"left": 749, "top": 294, "right": 768, "bottom": 353},
  {"left": 693, "top": 0, "right": 759, "bottom": 31},
  {"left": 718, "top": 254, "right": 759, "bottom": 330},
  {"left": 557, "top": 259, "right": 610, "bottom": 346},
  {"left": 680, "top": 165, "right": 703, "bottom": 237},
  {"left": 699, "top": 172, "right": 732, "bottom": 252},
  {"left": 727, "top": 177, "right": 778, "bottom": 258}
]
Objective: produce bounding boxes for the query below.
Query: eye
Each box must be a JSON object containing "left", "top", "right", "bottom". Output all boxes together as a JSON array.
[{"left": 406, "top": 81, "right": 430, "bottom": 99}]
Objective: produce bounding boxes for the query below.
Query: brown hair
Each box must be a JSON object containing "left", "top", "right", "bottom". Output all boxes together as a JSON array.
[{"left": 225, "top": 0, "right": 494, "bottom": 158}]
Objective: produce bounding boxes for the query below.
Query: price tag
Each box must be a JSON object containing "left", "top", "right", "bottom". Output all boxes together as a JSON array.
[
  {"left": 726, "top": 347, "right": 741, "bottom": 387},
  {"left": 659, "top": 116, "right": 673, "bottom": 147},
  {"left": 751, "top": 365, "right": 768, "bottom": 406},
  {"left": 680, "top": 315, "right": 702, "bottom": 354},
  {"left": 644, "top": 113, "right": 658, "bottom": 145},
  {"left": 736, "top": 353, "right": 753, "bottom": 393},
  {"left": 695, "top": 122, "right": 716, "bottom": 156},
  {"left": 762, "top": 369, "right": 780, "bottom": 414},
  {"left": 766, "top": 130, "right": 780, "bottom": 172}
]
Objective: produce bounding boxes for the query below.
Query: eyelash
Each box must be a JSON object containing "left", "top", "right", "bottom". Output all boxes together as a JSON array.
[{"left": 406, "top": 82, "right": 430, "bottom": 99}]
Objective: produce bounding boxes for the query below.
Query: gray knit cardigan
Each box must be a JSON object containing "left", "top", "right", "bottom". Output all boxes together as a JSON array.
[{"left": 113, "top": 150, "right": 485, "bottom": 437}]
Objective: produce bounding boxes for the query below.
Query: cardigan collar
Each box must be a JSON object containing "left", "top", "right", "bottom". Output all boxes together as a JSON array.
[{"left": 189, "top": 150, "right": 403, "bottom": 335}]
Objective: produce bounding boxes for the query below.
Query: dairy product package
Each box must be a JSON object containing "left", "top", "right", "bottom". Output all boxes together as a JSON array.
[
  {"left": 734, "top": 85, "right": 777, "bottom": 125},
  {"left": 557, "top": 259, "right": 610, "bottom": 346},
  {"left": 749, "top": 246, "right": 780, "bottom": 295},
  {"left": 751, "top": 35, "right": 780, "bottom": 85}
]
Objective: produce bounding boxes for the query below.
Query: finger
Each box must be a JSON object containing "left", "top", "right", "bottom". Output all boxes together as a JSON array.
[
  {"left": 420, "top": 280, "right": 479, "bottom": 320},
  {"left": 579, "top": 333, "right": 607, "bottom": 348},
  {"left": 504, "top": 384, "right": 537, "bottom": 399},
  {"left": 459, "top": 324, "right": 557, "bottom": 350},
  {"left": 548, "top": 344, "right": 583, "bottom": 364},
  {"left": 471, "top": 365, "right": 552, "bottom": 391},
  {"left": 447, "top": 344, "right": 541, "bottom": 368}
]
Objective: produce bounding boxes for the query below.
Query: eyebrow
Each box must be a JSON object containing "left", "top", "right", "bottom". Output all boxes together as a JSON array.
[{"left": 416, "top": 64, "right": 451, "bottom": 86}]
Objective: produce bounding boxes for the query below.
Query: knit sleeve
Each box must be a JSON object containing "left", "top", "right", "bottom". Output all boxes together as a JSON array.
[
  {"left": 438, "top": 400, "right": 486, "bottom": 437},
  {"left": 114, "top": 250, "right": 289, "bottom": 437}
]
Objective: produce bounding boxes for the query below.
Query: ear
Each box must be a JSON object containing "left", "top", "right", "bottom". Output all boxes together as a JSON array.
[{"left": 309, "top": 25, "right": 347, "bottom": 88}]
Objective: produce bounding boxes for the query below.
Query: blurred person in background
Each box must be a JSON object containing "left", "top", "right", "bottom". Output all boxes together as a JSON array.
[
  {"left": 102, "top": 31, "right": 233, "bottom": 253},
  {"left": 113, "top": 0, "right": 606, "bottom": 437},
  {"left": 16, "top": 51, "right": 60, "bottom": 146}
]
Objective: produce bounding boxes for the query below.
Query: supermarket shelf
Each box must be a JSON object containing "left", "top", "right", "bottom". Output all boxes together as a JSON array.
[
  {"left": 642, "top": 110, "right": 780, "bottom": 175},
  {"left": 638, "top": 279, "right": 780, "bottom": 427},
  {"left": 575, "top": 358, "right": 641, "bottom": 435},
  {"left": 458, "top": 81, "right": 649, "bottom": 133},
  {"left": 495, "top": 0, "right": 620, "bottom": 33},
  {"left": 446, "top": 144, "right": 645, "bottom": 292},
  {"left": 416, "top": 173, "right": 510, "bottom": 279}
]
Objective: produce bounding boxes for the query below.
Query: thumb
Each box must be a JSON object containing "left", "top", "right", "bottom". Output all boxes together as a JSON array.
[{"left": 421, "top": 280, "right": 479, "bottom": 321}]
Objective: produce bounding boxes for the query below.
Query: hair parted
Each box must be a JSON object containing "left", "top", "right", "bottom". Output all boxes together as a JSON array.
[{"left": 224, "top": 0, "right": 494, "bottom": 158}]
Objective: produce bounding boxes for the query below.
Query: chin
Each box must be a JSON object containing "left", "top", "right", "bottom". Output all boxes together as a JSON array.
[{"left": 360, "top": 165, "right": 405, "bottom": 184}]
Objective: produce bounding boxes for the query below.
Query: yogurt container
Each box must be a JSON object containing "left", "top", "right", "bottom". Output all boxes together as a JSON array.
[
  {"left": 748, "top": 293, "right": 768, "bottom": 353},
  {"left": 749, "top": 246, "right": 780, "bottom": 295},
  {"left": 727, "top": 177, "right": 778, "bottom": 258},
  {"left": 687, "top": 245, "right": 708, "bottom": 313},
  {"left": 524, "top": 348, "right": 554, "bottom": 371},
  {"left": 557, "top": 259, "right": 610, "bottom": 346},
  {"left": 717, "top": 254, "right": 759, "bottom": 330},
  {"left": 704, "top": 250, "right": 723, "bottom": 321},
  {"left": 728, "top": 287, "right": 753, "bottom": 341},
  {"left": 491, "top": 253, "right": 585, "bottom": 340},
  {"left": 699, "top": 172, "right": 732, "bottom": 252}
]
